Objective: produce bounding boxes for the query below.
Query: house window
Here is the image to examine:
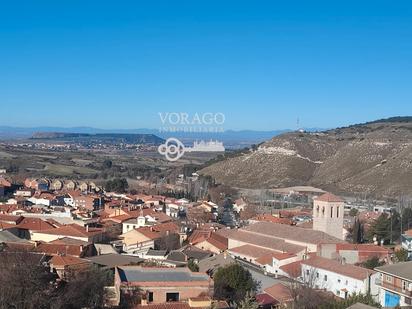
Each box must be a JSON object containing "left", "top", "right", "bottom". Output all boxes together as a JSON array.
[
  {"left": 166, "top": 292, "right": 179, "bottom": 302},
  {"left": 316, "top": 272, "right": 319, "bottom": 279},
  {"left": 330, "top": 207, "right": 333, "bottom": 218},
  {"left": 403, "top": 280, "right": 408, "bottom": 291},
  {"left": 324, "top": 275, "right": 328, "bottom": 281},
  {"left": 306, "top": 270, "right": 310, "bottom": 276},
  {"left": 337, "top": 207, "right": 339, "bottom": 218},
  {"left": 337, "top": 279, "right": 341, "bottom": 283},
  {"left": 386, "top": 275, "right": 393, "bottom": 283},
  {"left": 148, "top": 292, "right": 153, "bottom": 302}
]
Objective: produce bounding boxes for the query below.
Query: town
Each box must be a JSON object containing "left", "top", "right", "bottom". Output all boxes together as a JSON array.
[
  {"left": 1, "top": 1, "right": 411, "bottom": 308},
  {"left": 0, "top": 171, "right": 411, "bottom": 309}
]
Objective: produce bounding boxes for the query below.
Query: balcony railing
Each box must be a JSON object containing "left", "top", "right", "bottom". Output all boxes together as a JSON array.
[{"left": 376, "top": 280, "right": 412, "bottom": 297}]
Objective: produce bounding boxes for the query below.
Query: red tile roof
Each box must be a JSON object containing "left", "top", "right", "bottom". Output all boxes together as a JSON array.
[
  {"left": 36, "top": 224, "right": 103, "bottom": 238},
  {"left": 301, "top": 256, "right": 375, "bottom": 280},
  {"left": 336, "top": 243, "right": 391, "bottom": 253},
  {"left": 279, "top": 260, "right": 302, "bottom": 278},
  {"left": 256, "top": 293, "right": 278, "bottom": 306},
  {"left": 17, "top": 217, "right": 57, "bottom": 231},
  {"left": 0, "top": 222, "right": 15, "bottom": 230},
  {"left": 0, "top": 214, "right": 23, "bottom": 224},
  {"left": 34, "top": 243, "right": 83, "bottom": 257},
  {"left": 188, "top": 230, "right": 211, "bottom": 244},
  {"left": 50, "top": 255, "right": 90, "bottom": 267},
  {"left": 252, "top": 214, "right": 293, "bottom": 225},
  {"left": 205, "top": 233, "right": 228, "bottom": 251},
  {"left": 136, "top": 222, "right": 180, "bottom": 240},
  {"left": 240, "top": 221, "right": 344, "bottom": 245},
  {"left": 264, "top": 283, "right": 293, "bottom": 303},
  {"left": 315, "top": 193, "right": 344, "bottom": 203},
  {"left": 230, "top": 245, "right": 278, "bottom": 259},
  {"left": 256, "top": 252, "right": 297, "bottom": 266}
]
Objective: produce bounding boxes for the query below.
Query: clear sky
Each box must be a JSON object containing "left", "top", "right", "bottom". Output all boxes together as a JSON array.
[{"left": 0, "top": 1, "right": 411, "bottom": 130}]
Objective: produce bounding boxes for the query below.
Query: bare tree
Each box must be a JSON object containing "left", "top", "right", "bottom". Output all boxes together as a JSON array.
[
  {"left": 287, "top": 266, "right": 332, "bottom": 309},
  {"left": 0, "top": 251, "right": 55, "bottom": 309}
]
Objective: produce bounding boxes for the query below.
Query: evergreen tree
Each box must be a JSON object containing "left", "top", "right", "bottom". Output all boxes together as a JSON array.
[
  {"left": 352, "top": 218, "right": 364, "bottom": 244},
  {"left": 214, "top": 264, "right": 259, "bottom": 304}
]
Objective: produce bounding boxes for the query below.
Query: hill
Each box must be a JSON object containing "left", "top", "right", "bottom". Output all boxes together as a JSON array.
[
  {"left": 199, "top": 117, "right": 412, "bottom": 198},
  {"left": 31, "top": 132, "right": 164, "bottom": 145}
]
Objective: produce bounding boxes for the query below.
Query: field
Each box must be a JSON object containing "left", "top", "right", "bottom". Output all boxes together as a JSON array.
[{"left": 0, "top": 144, "right": 221, "bottom": 191}]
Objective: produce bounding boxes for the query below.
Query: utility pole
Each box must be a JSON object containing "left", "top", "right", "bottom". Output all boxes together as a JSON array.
[{"left": 390, "top": 209, "right": 393, "bottom": 244}]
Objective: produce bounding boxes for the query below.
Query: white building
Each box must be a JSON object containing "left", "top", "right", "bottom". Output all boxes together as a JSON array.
[
  {"left": 121, "top": 213, "right": 158, "bottom": 234},
  {"left": 301, "top": 256, "right": 379, "bottom": 300}
]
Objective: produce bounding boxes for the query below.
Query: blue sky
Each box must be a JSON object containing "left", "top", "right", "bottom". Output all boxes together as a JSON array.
[{"left": 0, "top": 1, "right": 411, "bottom": 130}]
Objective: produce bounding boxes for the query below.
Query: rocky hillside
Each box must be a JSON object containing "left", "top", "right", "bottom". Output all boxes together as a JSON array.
[{"left": 200, "top": 117, "right": 412, "bottom": 198}]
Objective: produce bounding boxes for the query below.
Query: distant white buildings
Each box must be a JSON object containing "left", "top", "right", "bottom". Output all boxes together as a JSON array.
[
  {"left": 401, "top": 229, "right": 412, "bottom": 259},
  {"left": 186, "top": 140, "right": 225, "bottom": 152}
]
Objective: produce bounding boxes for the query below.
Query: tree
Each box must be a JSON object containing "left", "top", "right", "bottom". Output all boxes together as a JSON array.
[
  {"left": 188, "top": 259, "right": 199, "bottom": 272},
  {"left": 0, "top": 251, "right": 56, "bottom": 309},
  {"left": 361, "top": 256, "right": 384, "bottom": 270},
  {"left": 289, "top": 267, "right": 333, "bottom": 309},
  {"left": 105, "top": 177, "right": 129, "bottom": 193},
  {"left": 352, "top": 218, "right": 364, "bottom": 244},
  {"left": 156, "top": 233, "right": 180, "bottom": 251},
  {"left": 235, "top": 292, "right": 259, "bottom": 309},
  {"left": 53, "top": 266, "right": 113, "bottom": 309},
  {"left": 213, "top": 264, "right": 259, "bottom": 304},
  {"left": 366, "top": 213, "right": 391, "bottom": 244},
  {"left": 102, "top": 159, "right": 113, "bottom": 169},
  {"left": 394, "top": 248, "right": 409, "bottom": 262},
  {"left": 349, "top": 208, "right": 359, "bottom": 217}
]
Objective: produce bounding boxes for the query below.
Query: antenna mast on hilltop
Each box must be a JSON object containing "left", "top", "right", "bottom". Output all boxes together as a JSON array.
[{"left": 296, "top": 117, "right": 300, "bottom": 131}]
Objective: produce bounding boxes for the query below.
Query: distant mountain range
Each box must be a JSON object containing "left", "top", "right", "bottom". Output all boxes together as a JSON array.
[
  {"left": 0, "top": 126, "right": 326, "bottom": 148},
  {"left": 200, "top": 117, "right": 412, "bottom": 198}
]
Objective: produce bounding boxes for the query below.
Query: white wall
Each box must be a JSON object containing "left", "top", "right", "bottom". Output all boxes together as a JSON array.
[{"left": 301, "top": 264, "right": 370, "bottom": 298}]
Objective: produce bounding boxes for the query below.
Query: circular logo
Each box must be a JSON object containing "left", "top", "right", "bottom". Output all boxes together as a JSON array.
[{"left": 158, "top": 138, "right": 186, "bottom": 162}]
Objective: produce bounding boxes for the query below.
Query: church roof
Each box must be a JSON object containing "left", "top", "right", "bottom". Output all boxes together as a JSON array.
[{"left": 315, "top": 193, "right": 344, "bottom": 203}]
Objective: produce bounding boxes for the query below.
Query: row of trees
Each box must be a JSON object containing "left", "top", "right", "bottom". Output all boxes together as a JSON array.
[{"left": 349, "top": 207, "right": 412, "bottom": 245}]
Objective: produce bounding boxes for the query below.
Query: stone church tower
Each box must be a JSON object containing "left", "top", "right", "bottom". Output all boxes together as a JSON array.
[{"left": 313, "top": 192, "right": 344, "bottom": 240}]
